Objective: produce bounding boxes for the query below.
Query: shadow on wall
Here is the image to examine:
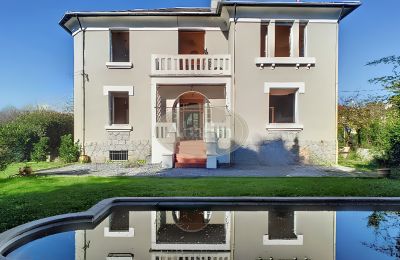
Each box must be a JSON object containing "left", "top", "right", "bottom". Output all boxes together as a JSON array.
[{"left": 232, "top": 137, "right": 304, "bottom": 166}]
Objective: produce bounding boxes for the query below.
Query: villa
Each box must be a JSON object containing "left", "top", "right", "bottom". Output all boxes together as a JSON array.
[
  {"left": 60, "top": 0, "right": 360, "bottom": 168},
  {"left": 75, "top": 209, "right": 336, "bottom": 259}
]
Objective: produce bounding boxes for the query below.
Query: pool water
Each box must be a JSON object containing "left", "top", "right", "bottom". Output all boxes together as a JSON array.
[{"left": 5, "top": 207, "right": 400, "bottom": 260}]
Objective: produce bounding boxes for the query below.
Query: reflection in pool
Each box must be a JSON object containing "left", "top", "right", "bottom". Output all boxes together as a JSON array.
[{"left": 6, "top": 208, "right": 400, "bottom": 259}]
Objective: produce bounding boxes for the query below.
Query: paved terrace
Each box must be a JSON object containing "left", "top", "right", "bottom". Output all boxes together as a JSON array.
[{"left": 36, "top": 163, "right": 378, "bottom": 177}]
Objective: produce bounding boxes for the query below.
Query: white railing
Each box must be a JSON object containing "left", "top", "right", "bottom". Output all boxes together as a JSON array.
[
  {"left": 206, "top": 122, "right": 231, "bottom": 139},
  {"left": 151, "top": 252, "right": 230, "bottom": 260},
  {"left": 151, "top": 54, "right": 231, "bottom": 76},
  {"left": 155, "top": 122, "right": 176, "bottom": 140}
]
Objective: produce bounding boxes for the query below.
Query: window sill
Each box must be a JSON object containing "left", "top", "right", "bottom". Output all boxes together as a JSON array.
[
  {"left": 263, "top": 234, "right": 304, "bottom": 245},
  {"left": 104, "top": 227, "right": 134, "bottom": 237},
  {"left": 106, "top": 62, "right": 133, "bottom": 69},
  {"left": 266, "top": 123, "right": 303, "bottom": 131},
  {"left": 105, "top": 124, "right": 132, "bottom": 132},
  {"left": 255, "top": 57, "right": 316, "bottom": 69}
]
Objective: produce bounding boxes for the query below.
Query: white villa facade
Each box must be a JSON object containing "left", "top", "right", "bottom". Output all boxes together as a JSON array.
[
  {"left": 75, "top": 209, "right": 336, "bottom": 259},
  {"left": 60, "top": 0, "right": 360, "bottom": 168}
]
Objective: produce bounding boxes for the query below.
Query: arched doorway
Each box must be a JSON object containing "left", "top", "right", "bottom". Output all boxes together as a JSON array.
[{"left": 173, "top": 91, "right": 210, "bottom": 140}]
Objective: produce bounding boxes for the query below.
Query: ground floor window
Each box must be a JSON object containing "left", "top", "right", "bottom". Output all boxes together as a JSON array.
[
  {"left": 110, "top": 92, "right": 129, "bottom": 125},
  {"left": 109, "top": 209, "right": 130, "bottom": 232},
  {"left": 269, "top": 89, "right": 296, "bottom": 123}
]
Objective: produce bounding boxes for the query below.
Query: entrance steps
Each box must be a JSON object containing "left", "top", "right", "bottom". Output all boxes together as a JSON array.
[{"left": 175, "top": 140, "right": 207, "bottom": 168}]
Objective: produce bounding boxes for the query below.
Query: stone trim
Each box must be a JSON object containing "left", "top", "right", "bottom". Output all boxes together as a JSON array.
[{"left": 103, "top": 86, "right": 134, "bottom": 96}]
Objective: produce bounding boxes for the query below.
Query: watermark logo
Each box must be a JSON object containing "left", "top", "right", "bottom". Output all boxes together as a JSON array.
[{"left": 154, "top": 105, "right": 248, "bottom": 157}]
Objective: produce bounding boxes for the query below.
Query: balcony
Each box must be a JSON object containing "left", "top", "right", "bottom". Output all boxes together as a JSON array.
[{"left": 151, "top": 54, "right": 231, "bottom": 76}]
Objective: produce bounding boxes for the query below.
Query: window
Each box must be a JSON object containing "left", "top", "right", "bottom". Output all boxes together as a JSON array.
[
  {"left": 111, "top": 31, "right": 129, "bottom": 62},
  {"left": 275, "top": 23, "right": 292, "bottom": 57},
  {"left": 299, "top": 23, "right": 307, "bottom": 57},
  {"left": 269, "top": 89, "right": 296, "bottom": 123},
  {"left": 109, "top": 150, "right": 128, "bottom": 161},
  {"left": 110, "top": 92, "right": 129, "bottom": 125},
  {"left": 268, "top": 210, "right": 297, "bottom": 240},
  {"left": 109, "top": 209, "right": 130, "bottom": 231},
  {"left": 260, "top": 22, "right": 268, "bottom": 57}
]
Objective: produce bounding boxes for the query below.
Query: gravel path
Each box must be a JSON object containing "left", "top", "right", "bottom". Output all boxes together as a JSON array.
[{"left": 35, "top": 163, "right": 378, "bottom": 178}]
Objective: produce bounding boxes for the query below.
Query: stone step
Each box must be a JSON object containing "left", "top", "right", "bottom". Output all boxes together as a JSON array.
[
  {"left": 175, "top": 140, "right": 207, "bottom": 168},
  {"left": 175, "top": 162, "right": 206, "bottom": 168}
]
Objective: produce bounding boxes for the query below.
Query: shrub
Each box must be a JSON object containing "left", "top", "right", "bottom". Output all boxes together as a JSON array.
[
  {"left": 0, "top": 145, "right": 12, "bottom": 171},
  {"left": 31, "top": 137, "right": 50, "bottom": 162},
  {"left": 59, "top": 134, "right": 80, "bottom": 163},
  {"left": 374, "top": 110, "right": 400, "bottom": 167},
  {"left": 0, "top": 109, "right": 73, "bottom": 162}
]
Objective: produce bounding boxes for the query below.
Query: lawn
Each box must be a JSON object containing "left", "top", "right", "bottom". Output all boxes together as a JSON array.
[
  {"left": 0, "top": 161, "right": 68, "bottom": 179},
  {"left": 2, "top": 173, "right": 400, "bottom": 232},
  {"left": 338, "top": 153, "right": 378, "bottom": 172}
]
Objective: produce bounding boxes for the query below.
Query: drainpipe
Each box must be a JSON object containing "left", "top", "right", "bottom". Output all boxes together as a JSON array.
[
  {"left": 334, "top": 6, "right": 345, "bottom": 164},
  {"left": 76, "top": 16, "right": 87, "bottom": 155},
  {"left": 231, "top": 3, "right": 237, "bottom": 165}
]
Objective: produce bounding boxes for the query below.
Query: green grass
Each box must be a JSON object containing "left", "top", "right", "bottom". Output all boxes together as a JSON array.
[
  {"left": 2, "top": 175, "right": 400, "bottom": 232},
  {"left": 0, "top": 161, "right": 68, "bottom": 179},
  {"left": 338, "top": 153, "right": 378, "bottom": 172}
]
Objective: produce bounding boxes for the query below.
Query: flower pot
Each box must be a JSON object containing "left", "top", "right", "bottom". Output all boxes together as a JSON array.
[
  {"left": 18, "top": 166, "right": 33, "bottom": 175},
  {"left": 79, "top": 155, "right": 91, "bottom": 164},
  {"left": 339, "top": 146, "right": 351, "bottom": 158},
  {"left": 377, "top": 168, "right": 391, "bottom": 178}
]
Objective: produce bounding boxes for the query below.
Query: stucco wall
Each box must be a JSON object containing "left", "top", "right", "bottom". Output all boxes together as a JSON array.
[
  {"left": 73, "top": 28, "right": 230, "bottom": 162},
  {"left": 75, "top": 210, "right": 335, "bottom": 259},
  {"left": 72, "top": 14, "right": 339, "bottom": 164},
  {"left": 232, "top": 21, "right": 338, "bottom": 165}
]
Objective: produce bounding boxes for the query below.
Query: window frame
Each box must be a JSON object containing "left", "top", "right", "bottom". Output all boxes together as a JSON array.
[
  {"left": 269, "top": 90, "right": 296, "bottom": 124},
  {"left": 103, "top": 86, "right": 134, "bottom": 131},
  {"left": 263, "top": 211, "right": 303, "bottom": 245},
  {"left": 110, "top": 29, "right": 130, "bottom": 62},
  {"left": 110, "top": 92, "right": 130, "bottom": 125},
  {"left": 274, "top": 21, "right": 294, "bottom": 58},
  {"left": 106, "top": 29, "right": 133, "bottom": 69},
  {"left": 299, "top": 21, "right": 308, "bottom": 57},
  {"left": 264, "top": 82, "right": 305, "bottom": 130},
  {"left": 260, "top": 22, "right": 269, "bottom": 57}
]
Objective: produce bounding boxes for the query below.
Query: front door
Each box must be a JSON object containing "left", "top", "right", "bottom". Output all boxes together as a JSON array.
[
  {"left": 181, "top": 103, "right": 203, "bottom": 140},
  {"left": 177, "top": 92, "right": 206, "bottom": 140}
]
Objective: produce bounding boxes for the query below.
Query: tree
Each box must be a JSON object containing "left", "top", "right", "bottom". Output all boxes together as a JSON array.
[
  {"left": 367, "top": 55, "right": 400, "bottom": 108},
  {"left": 367, "top": 56, "right": 400, "bottom": 165},
  {"left": 338, "top": 95, "right": 386, "bottom": 147}
]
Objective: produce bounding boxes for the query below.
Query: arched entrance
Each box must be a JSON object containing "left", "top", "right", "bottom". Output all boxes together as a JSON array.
[{"left": 173, "top": 91, "right": 210, "bottom": 140}]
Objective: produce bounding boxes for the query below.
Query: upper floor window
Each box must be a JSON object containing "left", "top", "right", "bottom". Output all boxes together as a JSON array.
[
  {"left": 275, "top": 22, "right": 293, "bottom": 57},
  {"left": 260, "top": 22, "right": 268, "bottom": 57},
  {"left": 299, "top": 23, "right": 307, "bottom": 57},
  {"left": 110, "top": 92, "right": 129, "bottom": 125},
  {"left": 260, "top": 21, "right": 308, "bottom": 58},
  {"left": 110, "top": 30, "right": 129, "bottom": 62},
  {"left": 178, "top": 30, "right": 205, "bottom": 55},
  {"left": 269, "top": 88, "right": 296, "bottom": 123}
]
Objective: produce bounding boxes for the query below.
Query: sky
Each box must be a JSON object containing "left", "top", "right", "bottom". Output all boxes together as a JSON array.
[{"left": 0, "top": 0, "right": 399, "bottom": 110}]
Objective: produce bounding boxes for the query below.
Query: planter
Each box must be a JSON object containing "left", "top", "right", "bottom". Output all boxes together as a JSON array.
[
  {"left": 79, "top": 155, "right": 91, "bottom": 164},
  {"left": 18, "top": 166, "right": 33, "bottom": 175},
  {"left": 339, "top": 146, "right": 351, "bottom": 158},
  {"left": 377, "top": 168, "right": 391, "bottom": 178}
]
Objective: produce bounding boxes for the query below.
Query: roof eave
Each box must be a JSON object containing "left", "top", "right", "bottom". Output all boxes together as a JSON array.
[{"left": 60, "top": 1, "right": 362, "bottom": 34}]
